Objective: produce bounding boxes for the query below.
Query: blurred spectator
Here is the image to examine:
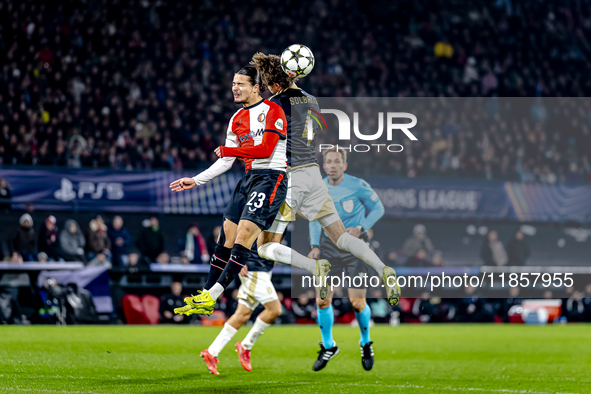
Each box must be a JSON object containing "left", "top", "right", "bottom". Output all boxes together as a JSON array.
[
  {"left": 507, "top": 230, "right": 530, "bottom": 266},
  {"left": 156, "top": 252, "right": 170, "bottom": 265},
  {"left": 434, "top": 39, "right": 453, "bottom": 58},
  {"left": 406, "top": 249, "right": 429, "bottom": 266},
  {"left": 0, "top": 0, "right": 587, "bottom": 186},
  {"left": 0, "top": 287, "right": 26, "bottom": 324},
  {"left": 59, "top": 219, "right": 86, "bottom": 263},
  {"left": 402, "top": 224, "right": 435, "bottom": 264},
  {"left": 219, "top": 289, "right": 239, "bottom": 318},
  {"left": 0, "top": 178, "right": 11, "bottom": 211},
  {"left": 368, "top": 289, "right": 390, "bottom": 323},
  {"left": 431, "top": 251, "right": 444, "bottom": 267},
  {"left": 501, "top": 287, "right": 522, "bottom": 322},
  {"left": 127, "top": 252, "right": 145, "bottom": 268},
  {"left": 565, "top": 291, "right": 586, "bottom": 322},
  {"left": 292, "top": 294, "right": 316, "bottom": 324},
  {"left": 182, "top": 224, "right": 210, "bottom": 264},
  {"left": 3, "top": 252, "right": 23, "bottom": 263},
  {"left": 9, "top": 213, "right": 36, "bottom": 261},
  {"left": 108, "top": 216, "right": 132, "bottom": 266},
  {"left": 386, "top": 251, "right": 398, "bottom": 266},
  {"left": 136, "top": 217, "right": 165, "bottom": 264},
  {"left": 583, "top": 285, "right": 591, "bottom": 321},
  {"left": 86, "top": 217, "right": 111, "bottom": 262},
  {"left": 160, "top": 282, "right": 188, "bottom": 324},
  {"left": 37, "top": 252, "right": 49, "bottom": 263},
  {"left": 412, "top": 292, "right": 449, "bottom": 323},
  {"left": 38, "top": 215, "right": 59, "bottom": 261},
  {"left": 454, "top": 286, "right": 495, "bottom": 323},
  {"left": 207, "top": 226, "right": 222, "bottom": 256},
  {"left": 481, "top": 230, "right": 508, "bottom": 266},
  {"left": 87, "top": 252, "right": 111, "bottom": 268},
  {"left": 63, "top": 283, "right": 98, "bottom": 325},
  {"left": 274, "top": 291, "right": 295, "bottom": 325}
]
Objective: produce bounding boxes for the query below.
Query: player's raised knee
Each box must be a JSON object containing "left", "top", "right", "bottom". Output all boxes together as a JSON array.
[
  {"left": 268, "top": 303, "right": 282, "bottom": 319},
  {"left": 316, "top": 297, "right": 332, "bottom": 309},
  {"left": 257, "top": 243, "right": 269, "bottom": 259},
  {"left": 258, "top": 242, "right": 285, "bottom": 261},
  {"left": 350, "top": 298, "right": 366, "bottom": 313}
]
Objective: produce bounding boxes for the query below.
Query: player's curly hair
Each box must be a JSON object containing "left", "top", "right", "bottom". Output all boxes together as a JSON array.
[{"left": 251, "top": 52, "right": 296, "bottom": 90}]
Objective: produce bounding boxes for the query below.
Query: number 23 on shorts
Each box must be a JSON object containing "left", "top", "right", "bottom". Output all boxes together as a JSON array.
[{"left": 247, "top": 191, "right": 266, "bottom": 211}]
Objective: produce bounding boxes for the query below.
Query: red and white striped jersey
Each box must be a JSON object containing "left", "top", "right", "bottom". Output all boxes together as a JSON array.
[{"left": 225, "top": 99, "right": 288, "bottom": 172}]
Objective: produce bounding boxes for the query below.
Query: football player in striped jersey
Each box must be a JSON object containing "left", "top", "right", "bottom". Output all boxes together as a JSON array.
[{"left": 170, "top": 66, "right": 329, "bottom": 316}]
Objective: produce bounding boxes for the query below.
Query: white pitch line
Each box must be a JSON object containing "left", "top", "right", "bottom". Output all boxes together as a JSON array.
[
  {"left": 7, "top": 388, "right": 109, "bottom": 394},
  {"left": 340, "top": 382, "right": 580, "bottom": 394},
  {"left": 4, "top": 382, "right": 581, "bottom": 394}
]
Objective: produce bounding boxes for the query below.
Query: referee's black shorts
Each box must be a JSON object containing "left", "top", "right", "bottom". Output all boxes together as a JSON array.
[{"left": 318, "top": 233, "right": 370, "bottom": 289}]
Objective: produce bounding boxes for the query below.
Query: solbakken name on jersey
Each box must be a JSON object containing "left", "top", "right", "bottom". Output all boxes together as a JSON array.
[{"left": 289, "top": 96, "right": 318, "bottom": 106}]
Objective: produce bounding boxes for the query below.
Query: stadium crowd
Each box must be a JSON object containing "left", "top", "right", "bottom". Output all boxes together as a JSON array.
[
  {"left": 1, "top": 211, "right": 590, "bottom": 325},
  {"left": 1, "top": 0, "right": 591, "bottom": 326},
  {"left": 0, "top": 0, "right": 590, "bottom": 183},
  {"left": 1, "top": 211, "right": 214, "bottom": 267},
  {"left": 4, "top": 275, "right": 591, "bottom": 325}
]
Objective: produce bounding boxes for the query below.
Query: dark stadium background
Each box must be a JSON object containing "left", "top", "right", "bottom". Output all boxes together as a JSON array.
[{"left": 0, "top": 0, "right": 590, "bottom": 327}]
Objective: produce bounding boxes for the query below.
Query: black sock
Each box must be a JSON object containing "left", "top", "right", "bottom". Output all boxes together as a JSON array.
[
  {"left": 205, "top": 244, "right": 232, "bottom": 289},
  {"left": 217, "top": 243, "right": 251, "bottom": 289}
]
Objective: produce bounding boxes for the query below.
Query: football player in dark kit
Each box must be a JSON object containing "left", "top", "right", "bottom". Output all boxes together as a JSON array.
[{"left": 250, "top": 53, "right": 401, "bottom": 310}]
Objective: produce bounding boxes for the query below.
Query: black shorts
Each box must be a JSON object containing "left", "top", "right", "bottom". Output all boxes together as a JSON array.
[
  {"left": 224, "top": 169, "right": 288, "bottom": 231},
  {"left": 319, "top": 233, "right": 370, "bottom": 289}
]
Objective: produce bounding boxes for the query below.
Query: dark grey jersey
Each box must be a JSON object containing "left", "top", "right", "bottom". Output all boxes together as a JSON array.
[{"left": 269, "top": 88, "right": 320, "bottom": 168}]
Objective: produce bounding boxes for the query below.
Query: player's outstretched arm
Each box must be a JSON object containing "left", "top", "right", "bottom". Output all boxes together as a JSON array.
[
  {"left": 170, "top": 177, "right": 196, "bottom": 192},
  {"left": 169, "top": 156, "right": 236, "bottom": 192}
]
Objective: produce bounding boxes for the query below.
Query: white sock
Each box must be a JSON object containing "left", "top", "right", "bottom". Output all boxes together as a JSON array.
[
  {"left": 209, "top": 282, "right": 224, "bottom": 300},
  {"left": 258, "top": 242, "right": 317, "bottom": 274},
  {"left": 336, "top": 233, "right": 385, "bottom": 274},
  {"left": 208, "top": 323, "right": 238, "bottom": 357},
  {"left": 242, "top": 316, "right": 271, "bottom": 350}
]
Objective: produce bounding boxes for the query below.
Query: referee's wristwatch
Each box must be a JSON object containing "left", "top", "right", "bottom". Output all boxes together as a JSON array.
[
  {"left": 311, "top": 245, "right": 319, "bottom": 250},
  {"left": 356, "top": 225, "right": 365, "bottom": 234}
]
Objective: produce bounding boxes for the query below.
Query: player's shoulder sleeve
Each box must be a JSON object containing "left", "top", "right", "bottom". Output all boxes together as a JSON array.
[
  {"left": 225, "top": 109, "right": 242, "bottom": 147},
  {"left": 264, "top": 100, "right": 287, "bottom": 138}
]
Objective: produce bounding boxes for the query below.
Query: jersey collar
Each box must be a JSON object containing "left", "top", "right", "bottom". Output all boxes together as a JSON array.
[{"left": 242, "top": 98, "right": 265, "bottom": 110}]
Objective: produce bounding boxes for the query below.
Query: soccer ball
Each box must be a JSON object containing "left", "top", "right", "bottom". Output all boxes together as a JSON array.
[{"left": 280, "top": 44, "right": 315, "bottom": 78}]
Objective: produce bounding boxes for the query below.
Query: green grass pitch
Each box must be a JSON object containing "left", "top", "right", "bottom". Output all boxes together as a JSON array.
[{"left": 0, "top": 324, "right": 589, "bottom": 393}]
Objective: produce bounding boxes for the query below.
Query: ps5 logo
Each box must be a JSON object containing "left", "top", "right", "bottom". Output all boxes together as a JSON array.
[{"left": 54, "top": 178, "right": 124, "bottom": 202}]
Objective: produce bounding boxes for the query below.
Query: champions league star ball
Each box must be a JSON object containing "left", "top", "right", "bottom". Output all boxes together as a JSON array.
[{"left": 280, "top": 44, "right": 315, "bottom": 78}]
